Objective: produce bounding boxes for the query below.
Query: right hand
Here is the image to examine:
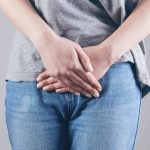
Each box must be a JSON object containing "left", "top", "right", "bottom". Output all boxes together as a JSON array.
[{"left": 34, "top": 32, "right": 102, "bottom": 97}]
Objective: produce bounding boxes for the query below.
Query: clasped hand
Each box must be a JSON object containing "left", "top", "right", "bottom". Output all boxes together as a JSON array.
[{"left": 35, "top": 35, "right": 116, "bottom": 98}]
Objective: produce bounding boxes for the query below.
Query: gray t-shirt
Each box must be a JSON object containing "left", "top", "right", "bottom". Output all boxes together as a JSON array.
[{"left": 5, "top": 0, "right": 150, "bottom": 98}]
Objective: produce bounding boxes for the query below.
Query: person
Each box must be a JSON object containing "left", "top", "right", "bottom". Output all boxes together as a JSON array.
[{"left": 1, "top": 0, "right": 150, "bottom": 149}]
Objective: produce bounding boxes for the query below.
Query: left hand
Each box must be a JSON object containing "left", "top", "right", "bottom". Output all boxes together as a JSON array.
[{"left": 36, "top": 44, "right": 117, "bottom": 96}]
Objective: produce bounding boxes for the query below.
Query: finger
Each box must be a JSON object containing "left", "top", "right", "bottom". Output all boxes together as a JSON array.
[
  {"left": 42, "top": 78, "right": 81, "bottom": 96},
  {"left": 36, "top": 71, "right": 51, "bottom": 81},
  {"left": 57, "top": 76, "right": 93, "bottom": 98},
  {"left": 75, "top": 69, "right": 102, "bottom": 92},
  {"left": 37, "top": 77, "right": 57, "bottom": 88},
  {"left": 66, "top": 72, "right": 100, "bottom": 98},
  {"left": 56, "top": 87, "right": 80, "bottom": 96},
  {"left": 42, "top": 80, "right": 80, "bottom": 96},
  {"left": 74, "top": 44, "right": 93, "bottom": 72},
  {"left": 42, "top": 82, "right": 63, "bottom": 91}
]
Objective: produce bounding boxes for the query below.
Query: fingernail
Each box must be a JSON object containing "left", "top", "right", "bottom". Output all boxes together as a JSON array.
[
  {"left": 37, "top": 83, "right": 42, "bottom": 88},
  {"left": 36, "top": 77, "right": 41, "bottom": 81},
  {"left": 56, "top": 89, "right": 61, "bottom": 93},
  {"left": 96, "top": 94, "right": 100, "bottom": 99},
  {"left": 97, "top": 87, "right": 102, "bottom": 92},
  {"left": 87, "top": 63, "right": 93, "bottom": 72},
  {"left": 75, "top": 92, "right": 80, "bottom": 96},
  {"left": 85, "top": 93, "right": 92, "bottom": 98},
  {"left": 43, "top": 87, "right": 48, "bottom": 91},
  {"left": 93, "top": 92, "right": 100, "bottom": 98}
]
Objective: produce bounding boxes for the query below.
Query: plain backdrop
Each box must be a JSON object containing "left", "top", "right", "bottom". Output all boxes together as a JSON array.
[{"left": 0, "top": 10, "right": 150, "bottom": 150}]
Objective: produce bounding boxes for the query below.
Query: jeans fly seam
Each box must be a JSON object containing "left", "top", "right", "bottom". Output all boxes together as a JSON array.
[{"left": 66, "top": 93, "right": 73, "bottom": 119}]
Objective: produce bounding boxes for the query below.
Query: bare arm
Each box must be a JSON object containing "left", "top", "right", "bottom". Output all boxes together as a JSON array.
[
  {"left": 35, "top": 0, "right": 150, "bottom": 94},
  {"left": 100, "top": 0, "right": 150, "bottom": 63},
  {"left": 0, "top": 0, "right": 102, "bottom": 97},
  {"left": 0, "top": 0, "right": 56, "bottom": 45}
]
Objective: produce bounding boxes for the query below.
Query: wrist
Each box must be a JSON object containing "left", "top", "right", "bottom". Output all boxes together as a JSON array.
[
  {"left": 97, "top": 41, "right": 122, "bottom": 66},
  {"left": 31, "top": 26, "right": 59, "bottom": 51}
]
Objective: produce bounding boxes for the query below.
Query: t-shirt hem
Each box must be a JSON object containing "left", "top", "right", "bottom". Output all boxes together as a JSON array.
[
  {"left": 5, "top": 70, "right": 150, "bottom": 99},
  {"left": 5, "top": 72, "right": 40, "bottom": 82}
]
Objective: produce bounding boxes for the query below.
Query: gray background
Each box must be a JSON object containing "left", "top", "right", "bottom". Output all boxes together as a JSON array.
[{"left": 0, "top": 11, "right": 150, "bottom": 150}]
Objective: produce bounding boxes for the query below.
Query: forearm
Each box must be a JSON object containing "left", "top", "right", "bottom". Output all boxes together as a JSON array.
[
  {"left": 0, "top": 0, "right": 57, "bottom": 48},
  {"left": 100, "top": 0, "right": 150, "bottom": 63}
]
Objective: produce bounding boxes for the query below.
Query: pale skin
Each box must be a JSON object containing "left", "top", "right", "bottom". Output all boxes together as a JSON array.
[
  {"left": 1, "top": 0, "right": 150, "bottom": 97},
  {"left": 0, "top": 0, "right": 102, "bottom": 98},
  {"left": 36, "top": 0, "right": 150, "bottom": 96}
]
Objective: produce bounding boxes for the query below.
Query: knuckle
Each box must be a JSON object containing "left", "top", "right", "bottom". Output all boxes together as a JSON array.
[
  {"left": 81, "top": 82, "right": 88, "bottom": 88},
  {"left": 81, "top": 83, "right": 93, "bottom": 93},
  {"left": 65, "top": 71, "right": 71, "bottom": 77},
  {"left": 50, "top": 84, "right": 55, "bottom": 88},
  {"left": 90, "top": 89, "right": 96, "bottom": 94},
  {"left": 76, "top": 87, "right": 84, "bottom": 93},
  {"left": 68, "top": 63, "right": 76, "bottom": 70},
  {"left": 74, "top": 66, "right": 81, "bottom": 72},
  {"left": 42, "top": 81, "right": 47, "bottom": 86},
  {"left": 89, "top": 81, "right": 95, "bottom": 87},
  {"left": 53, "top": 71, "right": 62, "bottom": 78},
  {"left": 61, "top": 70, "right": 70, "bottom": 77},
  {"left": 51, "top": 71, "right": 58, "bottom": 77},
  {"left": 86, "top": 76, "right": 95, "bottom": 85}
]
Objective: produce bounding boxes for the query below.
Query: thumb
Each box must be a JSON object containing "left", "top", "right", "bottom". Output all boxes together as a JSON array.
[{"left": 74, "top": 44, "right": 93, "bottom": 72}]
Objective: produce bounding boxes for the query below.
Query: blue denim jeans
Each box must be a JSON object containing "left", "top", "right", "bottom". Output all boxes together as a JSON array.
[{"left": 5, "top": 62, "right": 142, "bottom": 150}]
